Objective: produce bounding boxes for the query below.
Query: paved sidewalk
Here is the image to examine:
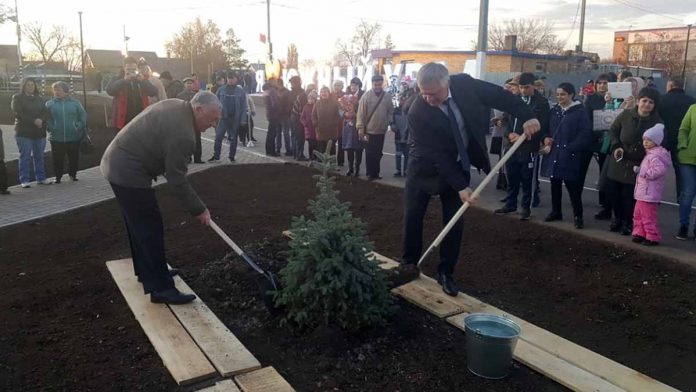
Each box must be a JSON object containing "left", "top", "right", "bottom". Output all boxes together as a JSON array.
[{"left": 0, "top": 129, "right": 283, "bottom": 228}]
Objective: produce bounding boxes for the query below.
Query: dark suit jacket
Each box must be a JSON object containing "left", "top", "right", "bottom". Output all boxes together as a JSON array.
[
  {"left": 407, "top": 73, "right": 535, "bottom": 193},
  {"left": 658, "top": 89, "right": 696, "bottom": 154}
]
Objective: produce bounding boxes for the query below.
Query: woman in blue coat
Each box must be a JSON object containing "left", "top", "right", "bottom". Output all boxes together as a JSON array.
[
  {"left": 541, "top": 83, "right": 593, "bottom": 228},
  {"left": 46, "top": 81, "right": 87, "bottom": 183}
]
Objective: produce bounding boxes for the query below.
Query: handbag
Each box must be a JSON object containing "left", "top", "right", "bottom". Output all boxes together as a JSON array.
[{"left": 79, "top": 128, "right": 94, "bottom": 154}]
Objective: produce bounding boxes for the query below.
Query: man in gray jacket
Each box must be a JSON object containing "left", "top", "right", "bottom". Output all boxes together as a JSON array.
[
  {"left": 357, "top": 75, "right": 394, "bottom": 180},
  {"left": 101, "top": 91, "right": 220, "bottom": 304}
]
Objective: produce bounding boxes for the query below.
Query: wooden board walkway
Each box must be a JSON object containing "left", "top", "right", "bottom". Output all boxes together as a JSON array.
[
  {"left": 107, "top": 259, "right": 293, "bottom": 390},
  {"left": 106, "top": 259, "right": 216, "bottom": 386},
  {"left": 367, "top": 252, "right": 680, "bottom": 392},
  {"left": 197, "top": 379, "right": 241, "bottom": 392},
  {"left": 235, "top": 367, "right": 295, "bottom": 392},
  {"left": 170, "top": 275, "right": 262, "bottom": 376}
]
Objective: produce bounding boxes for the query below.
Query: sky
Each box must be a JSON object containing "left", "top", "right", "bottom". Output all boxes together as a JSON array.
[{"left": 1, "top": 0, "right": 696, "bottom": 64}]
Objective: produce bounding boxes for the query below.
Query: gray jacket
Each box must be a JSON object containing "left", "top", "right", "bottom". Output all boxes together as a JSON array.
[{"left": 100, "top": 99, "right": 206, "bottom": 215}]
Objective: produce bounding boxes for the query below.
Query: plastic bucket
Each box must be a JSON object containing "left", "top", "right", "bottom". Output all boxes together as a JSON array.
[{"left": 464, "top": 313, "right": 521, "bottom": 379}]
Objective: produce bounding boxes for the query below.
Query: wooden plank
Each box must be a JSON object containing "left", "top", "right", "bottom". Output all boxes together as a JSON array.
[
  {"left": 106, "top": 259, "right": 216, "bottom": 386},
  {"left": 234, "top": 367, "right": 295, "bottom": 392},
  {"left": 391, "top": 275, "right": 465, "bottom": 318},
  {"left": 196, "top": 379, "right": 241, "bottom": 392},
  {"left": 447, "top": 314, "right": 626, "bottom": 392},
  {"left": 169, "top": 275, "right": 262, "bottom": 377},
  {"left": 445, "top": 297, "right": 680, "bottom": 392},
  {"left": 371, "top": 252, "right": 679, "bottom": 392}
]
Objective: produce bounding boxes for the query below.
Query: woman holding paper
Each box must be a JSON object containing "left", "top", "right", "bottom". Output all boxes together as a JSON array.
[{"left": 604, "top": 87, "right": 662, "bottom": 236}]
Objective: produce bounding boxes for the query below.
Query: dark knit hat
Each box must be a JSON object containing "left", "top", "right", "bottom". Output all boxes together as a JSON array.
[
  {"left": 350, "top": 77, "right": 362, "bottom": 88},
  {"left": 518, "top": 72, "right": 536, "bottom": 86},
  {"left": 371, "top": 74, "right": 384, "bottom": 82}
]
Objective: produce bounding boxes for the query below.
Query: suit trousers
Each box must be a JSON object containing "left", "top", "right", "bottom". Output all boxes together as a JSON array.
[
  {"left": 365, "top": 134, "right": 385, "bottom": 178},
  {"left": 50, "top": 141, "right": 80, "bottom": 179},
  {"left": 110, "top": 182, "right": 175, "bottom": 294},
  {"left": 402, "top": 180, "right": 464, "bottom": 275},
  {"left": 505, "top": 158, "right": 533, "bottom": 211}
]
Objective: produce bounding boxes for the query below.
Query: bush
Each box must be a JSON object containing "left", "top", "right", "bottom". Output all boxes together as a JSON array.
[{"left": 274, "top": 148, "right": 396, "bottom": 331}]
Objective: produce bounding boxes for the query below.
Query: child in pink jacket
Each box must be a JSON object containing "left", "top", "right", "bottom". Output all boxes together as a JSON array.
[{"left": 632, "top": 123, "right": 671, "bottom": 246}]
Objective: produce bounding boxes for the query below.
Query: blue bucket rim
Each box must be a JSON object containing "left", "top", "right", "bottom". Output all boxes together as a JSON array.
[{"left": 464, "top": 313, "right": 521, "bottom": 339}]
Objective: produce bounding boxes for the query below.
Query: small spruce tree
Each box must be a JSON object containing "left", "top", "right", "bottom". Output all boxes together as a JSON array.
[{"left": 274, "top": 148, "right": 396, "bottom": 331}]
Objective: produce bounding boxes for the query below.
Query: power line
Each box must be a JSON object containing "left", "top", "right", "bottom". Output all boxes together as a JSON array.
[
  {"left": 563, "top": 0, "right": 582, "bottom": 48},
  {"left": 610, "top": 0, "right": 681, "bottom": 22}
]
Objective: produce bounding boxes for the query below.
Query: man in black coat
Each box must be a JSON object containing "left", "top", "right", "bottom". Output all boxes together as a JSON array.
[
  {"left": 402, "top": 63, "right": 539, "bottom": 296},
  {"left": 658, "top": 77, "right": 696, "bottom": 199},
  {"left": 495, "top": 72, "right": 549, "bottom": 220}
]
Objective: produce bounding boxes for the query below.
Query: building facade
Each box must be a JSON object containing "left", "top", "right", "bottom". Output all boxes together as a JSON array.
[{"left": 613, "top": 26, "right": 695, "bottom": 74}]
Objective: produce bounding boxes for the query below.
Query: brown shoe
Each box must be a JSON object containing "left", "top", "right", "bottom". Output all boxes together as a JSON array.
[{"left": 384, "top": 263, "right": 420, "bottom": 288}]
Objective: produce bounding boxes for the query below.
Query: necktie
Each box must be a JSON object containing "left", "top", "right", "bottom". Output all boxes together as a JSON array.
[{"left": 445, "top": 98, "right": 470, "bottom": 171}]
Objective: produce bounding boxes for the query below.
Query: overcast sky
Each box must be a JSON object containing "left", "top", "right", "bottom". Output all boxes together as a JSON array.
[{"left": 1, "top": 0, "right": 695, "bottom": 64}]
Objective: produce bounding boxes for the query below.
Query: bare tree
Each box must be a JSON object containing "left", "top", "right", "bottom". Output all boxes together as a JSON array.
[
  {"left": 334, "top": 20, "right": 383, "bottom": 66},
  {"left": 334, "top": 39, "right": 359, "bottom": 67},
  {"left": 224, "top": 28, "right": 248, "bottom": 69},
  {"left": 165, "top": 18, "right": 229, "bottom": 76},
  {"left": 486, "top": 19, "right": 566, "bottom": 54},
  {"left": 352, "top": 20, "right": 382, "bottom": 58},
  {"left": 1, "top": 1, "right": 16, "bottom": 24},
  {"left": 23, "top": 23, "right": 71, "bottom": 63},
  {"left": 287, "top": 43, "right": 299, "bottom": 69},
  {"left": 56, "top": 37, "right": 82, "bottom": 72},
  {"left": 629, "top": 32, "right": 686, "bottom": 76}
]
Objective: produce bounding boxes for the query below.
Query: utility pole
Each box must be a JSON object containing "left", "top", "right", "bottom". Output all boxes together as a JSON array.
[
  {"left": 578, "top": 0, "right": 587, "bottom": 52},
  {"left": 683, "top": 24, "right": 693, "bottom": 87},
  {"left": 475, "top": 0, "right": 489, "bottom": 80},
  {"left": 266, "top": 0, "right": 273, "bottom": 62},
  {"left": 123, "top": 25, "right": 129, "bottom": 55},
  {"left": 79, "top": 12, "right": 87, "bottom": 111},
  {"left": 14, "top": 0, "right": 22, "bottom": 75}
]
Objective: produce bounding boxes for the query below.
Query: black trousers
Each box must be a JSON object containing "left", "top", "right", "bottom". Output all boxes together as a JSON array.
[
  {"left": 238, "top": 123, "right": 249, "bottom": 146},
  {"left": 266, "top": 120, "right": 281, "bottom": 155},
  {"left": 365, "top": 134, "right": 385, "bottom": 178},
  {"left": 307, "top": 139, "right": 317, "bottom": 160},
  {"left": 292, "top": 120, "right": 306, "bottom": 159},
  {"left": 336, "top": 126, "right": 345, "bottom": 165},
  {"left": 0, "top": 160, "right": 7, "bottom": 191},
  {"left": 605, "top": 178, "right": 636, "bottom": 226},
  {"left": 346, "top": 149, "right": 363, "bottom": 173},
  {"left": 504, "top": 158, "right": 533, "bottom": 210},
  {"left": 402, "top": 181, "right": 463, "bottom": 275},
  {"left": 194, "top": 132, "right": 202, "bottom": 162},
  {"left": 550, "top": 179, "right": 584, "bottom": 218},
  {"left": 50, "top": 141, "right": 80, "bottom": 179},
  {"left": 580, "top": 151, "right": 608, "bottom": 208},
  {"left": 110, "top": 183, "right": 174, "bottom": 294},
  {"left": 249, "top": 117, "right": 256, "bottom": 141}
]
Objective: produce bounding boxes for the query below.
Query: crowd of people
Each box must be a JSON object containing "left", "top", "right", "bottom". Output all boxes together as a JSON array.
[
  {"left": 3, "top": 56, "right": 696, "bottom": 247},
  {"left": 488, "top": 70, "right": 696, "bottom": 245}
]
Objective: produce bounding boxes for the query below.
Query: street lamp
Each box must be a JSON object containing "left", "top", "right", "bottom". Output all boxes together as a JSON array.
[{"left": 683, "top": 15, "right": 696, "bottom": 86}]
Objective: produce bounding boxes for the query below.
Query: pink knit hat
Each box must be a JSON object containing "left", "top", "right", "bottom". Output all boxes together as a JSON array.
[{"left": 643, "top": 123, "right": 664, "bottom": 146}]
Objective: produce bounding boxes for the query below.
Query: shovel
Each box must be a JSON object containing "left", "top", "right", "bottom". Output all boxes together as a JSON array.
[
  {"left": 209, "top": 219, "right": 282, "bottom": 315},
  {"left": 417, "top": 133, "right": 528, "bottom": 268}
]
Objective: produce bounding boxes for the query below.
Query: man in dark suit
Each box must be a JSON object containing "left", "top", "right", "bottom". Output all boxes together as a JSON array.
[
  {"left": 659, "top": 77, "right": 696, "bottom": 199},
  {"left": 402, "top": 63, "right": 539, "bottom": 296}
]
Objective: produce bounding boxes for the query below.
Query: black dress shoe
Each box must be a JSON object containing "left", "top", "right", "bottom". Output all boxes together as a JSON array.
[
  {"left": 150, "top": 288, "right": 196, "bottom": 305},
  {"left": 574, "top": 216, "right": 584, "bottom": 229},
  {"left": 609, "top": 219, "right": 622, "bottom": 232},
  {"left": 621, "top": 224, "right": 632, "bottom": 236},
  {"left": 494, "top": 206, "right": 517, "bottom": 214},
  {"left": 437, "top": 273, "right": 459, "bottom": 297}
]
